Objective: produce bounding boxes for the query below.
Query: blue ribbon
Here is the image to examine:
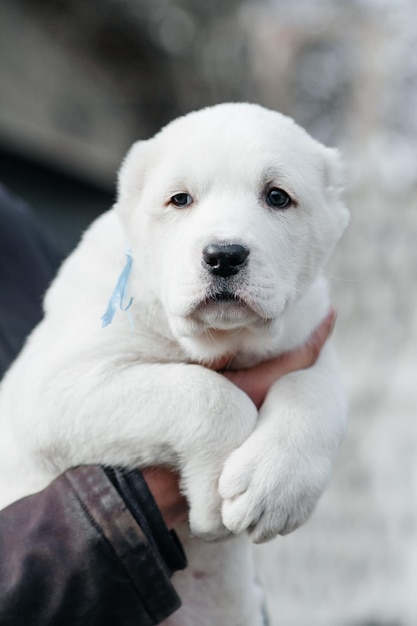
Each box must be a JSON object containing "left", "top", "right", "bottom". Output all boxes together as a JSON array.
[{"left": 101, "top": 249, "right": 134, "bottom": 328}]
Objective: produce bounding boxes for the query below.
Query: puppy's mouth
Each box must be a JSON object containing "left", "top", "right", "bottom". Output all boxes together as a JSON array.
[
  {"left": 191, "top": 288, "right": 259, "bottom": 329},
  {"left": 206, "top": 290, "right": 241, "bottom": 303},
  {"left": 202, "top": 285, "right": 248, "bottom": 309}
]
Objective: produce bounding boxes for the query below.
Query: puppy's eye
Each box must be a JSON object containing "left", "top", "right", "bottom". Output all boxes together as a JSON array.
[
  {"left": 266, "top": 188, "right": 292, "bottom": 209},
  {"left": 170, "top": 193, "right": 193, "bottom": 208}
]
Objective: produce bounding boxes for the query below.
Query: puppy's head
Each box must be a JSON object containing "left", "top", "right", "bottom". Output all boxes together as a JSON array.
[{"left": 116, "top": 103, "right": 349, "bottom": 360}]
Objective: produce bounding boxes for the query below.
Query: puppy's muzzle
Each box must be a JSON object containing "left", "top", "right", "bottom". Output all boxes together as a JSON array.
[{"left": 202, "top": 243, "right": 249, "bottom": 278}]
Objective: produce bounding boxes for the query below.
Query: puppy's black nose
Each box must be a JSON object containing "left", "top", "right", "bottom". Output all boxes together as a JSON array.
[{"left": 202, "top": 243, "right": 249, "bottom": 278}]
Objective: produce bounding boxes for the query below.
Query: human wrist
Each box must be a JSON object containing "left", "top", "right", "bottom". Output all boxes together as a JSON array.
[{"left": 142, "top": 467, "right": 188, "bottom": 529}]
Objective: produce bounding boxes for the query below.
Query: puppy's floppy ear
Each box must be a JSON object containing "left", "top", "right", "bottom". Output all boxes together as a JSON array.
[
  {"left": 321, "top": 146, "right": 344, "bottom": 190},
  {"left": 320, "top": 145, "right": 350, "bottom": 233},
  {"left": 116, "top": 140, "right": 151, "bottom": 217}
]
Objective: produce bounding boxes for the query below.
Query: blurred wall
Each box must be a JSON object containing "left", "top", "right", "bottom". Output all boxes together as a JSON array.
[{"left": 0, "top": 0, "right": 253, "bottom": 187}]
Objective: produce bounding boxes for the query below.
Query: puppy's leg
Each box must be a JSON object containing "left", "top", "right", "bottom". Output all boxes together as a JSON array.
[
  {"left": 219, "top": 344, "right": 346, "bottom": 542},
  {"left": 1, "top": 362, "right": 257, "bottom": 538},
  {"left": 162, "top": 531, "right": 265, "bottom": 626}
]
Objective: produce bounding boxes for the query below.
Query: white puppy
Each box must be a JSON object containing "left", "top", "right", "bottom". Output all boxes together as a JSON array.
[{"left": 0, "top": 103, "right": 349, "bottom": 625}]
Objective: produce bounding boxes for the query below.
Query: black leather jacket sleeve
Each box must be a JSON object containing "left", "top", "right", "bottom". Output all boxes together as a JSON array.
[
  {"left": 0, "top": 465, "right": 187, "bottom": 626},
  {"left": 0, "top": 184, "right": 63, "bottom": 379}
]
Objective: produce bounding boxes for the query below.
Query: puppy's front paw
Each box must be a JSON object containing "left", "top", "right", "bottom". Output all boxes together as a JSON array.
[{"left": 218, "top": 434, "right": 332, "bottom": 543}]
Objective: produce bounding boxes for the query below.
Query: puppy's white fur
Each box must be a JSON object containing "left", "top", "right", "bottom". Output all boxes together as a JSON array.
[{"left": 0, "top": 103, "right": 349, "bottom": 625}]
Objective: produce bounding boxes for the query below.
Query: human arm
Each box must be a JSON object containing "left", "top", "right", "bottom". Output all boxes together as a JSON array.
[
  {"left": 0, "top": 465, "right": 186, "bottom": 626},
  {"left": 0, "top": 190, "right": 187, "bottom": 624}
]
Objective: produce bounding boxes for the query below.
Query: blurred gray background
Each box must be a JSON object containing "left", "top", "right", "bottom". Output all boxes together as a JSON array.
[{"left": 1, "top": 0, "right": 416, "bottom": 624}]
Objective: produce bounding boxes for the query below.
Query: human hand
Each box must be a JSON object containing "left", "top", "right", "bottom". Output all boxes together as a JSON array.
[{"left": 142, "top": 466, "right": 188, "bottom": 529}]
